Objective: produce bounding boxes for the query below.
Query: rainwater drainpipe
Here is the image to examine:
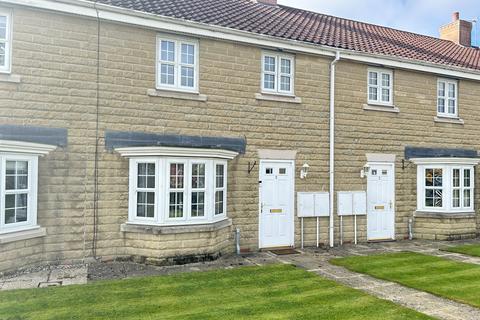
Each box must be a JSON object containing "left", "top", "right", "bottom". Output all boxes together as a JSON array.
[{"left": 329, "top": 51, "right": 341, "bottom": 248}]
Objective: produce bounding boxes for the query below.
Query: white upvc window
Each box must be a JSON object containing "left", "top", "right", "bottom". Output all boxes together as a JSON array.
[
  {"left": 415, "top": 160, "right": 475, "bottom": 213},
  {"left": 128, "top": 157, "right": 228, "bottom": 225},
  {"left": 367, "top": 68, "right": 393, "bottom": 106},
  {"left": 156, "top": 34, "right": 199, "bottom": 92},
  {"left": 0, "top": 155, "right": 38, "bottom": 233},
  {"left": 261, "top": 52, "right": 294, "bottom": 95},
  {"left": 437, "top": 78, "right": 458, "bottom": 118},
  {"left": 0, "top": 8, "right": 12, "bottom": 73}
]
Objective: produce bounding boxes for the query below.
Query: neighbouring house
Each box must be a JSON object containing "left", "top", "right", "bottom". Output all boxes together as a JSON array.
[{"left": 0, "top": 0, "right": 480, "bottom": 273}]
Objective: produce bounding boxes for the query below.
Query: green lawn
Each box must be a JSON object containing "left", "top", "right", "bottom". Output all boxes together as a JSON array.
[
  {"left": 331, "top": 252, "right": 480, "bottom": 308},
  {"left": 0, "top": 264, "right": 431, "bottom": 320},
  {"left": 443, "top": 244, "right": 480, "bottom": 257}
]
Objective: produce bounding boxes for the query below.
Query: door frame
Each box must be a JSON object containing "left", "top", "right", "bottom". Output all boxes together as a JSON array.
[
  {"left": 258, "top": 159, "right": 295, "bottom": 249},
  {"left": 366, "top": 161, "right": 396, "bottom": 241}
]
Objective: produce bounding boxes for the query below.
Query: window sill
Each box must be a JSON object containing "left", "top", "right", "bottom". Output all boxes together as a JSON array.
[
  {"left": 0, "top": 227, "right": 46, "bottom": 244},
  {"left": 120, "top": 218, "right": 232, "bottom": 235},
  {"left": 434, "top": 116, "right": 464, "bottom": 125},
  {"left": 147, "top": 89, "right": 208, "bottom": 102},
  {"left": 255, "top": 93, "right": 302, "bottom": 104},
  {"left": 363, "top": 104, "right": 399, "bottom": 113},
  {"left": 0, "top": 73, "right": 21, "bottom": 84},
  {"left": 415, "top": 211, "right": 475, "bottom": 219}
]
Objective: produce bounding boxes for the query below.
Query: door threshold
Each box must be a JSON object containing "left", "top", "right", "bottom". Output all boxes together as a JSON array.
[{"left": 367, "top": 239, "right": 396, "bottom": 243}]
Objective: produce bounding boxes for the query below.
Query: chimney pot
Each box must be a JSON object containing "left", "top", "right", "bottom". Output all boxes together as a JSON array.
[{"left": 452, "top": 12, "right": 460, "bottom": 22}]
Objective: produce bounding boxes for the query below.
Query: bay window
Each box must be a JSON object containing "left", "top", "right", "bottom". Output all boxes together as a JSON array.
[
  {"left": 261, "top": 52, "right": 294, "bottom": 95},
  {"left": 414, "top": 159, "right": 476, "bottom": 213},
  {"left": 0, "top": 155, "right": 38, "bottom": 233},
  {"left": 128, "top": 157, "right": 228, "bottom": 225}
]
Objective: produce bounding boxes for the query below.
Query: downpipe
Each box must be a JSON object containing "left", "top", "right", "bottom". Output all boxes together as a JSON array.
[
  {"left": 235, "top": 228, "right": 241, "bottom": 255},
  {"left": 329, "top": 51, "right": 341, "bottom": 248}
]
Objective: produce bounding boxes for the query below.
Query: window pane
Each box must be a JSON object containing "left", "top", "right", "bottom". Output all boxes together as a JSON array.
[
  {"left": 448, "top": 99, "right": 456, "bottom": 114},
  {"left": 0, "top": 16, "right": 6, "bottom": 39},
  {"left": 464, "top": 169, "right": 471, "bottom": 187},
  {"left": 433, "top": 169, "right": 442, "bottom": 187},
  {"left": 381, "top": 88, "right": 390, "bottom": 102},
  {"left": 161, "top": 40, "right": 175, "bottom": 62},
  {"left": 180, "top": 66, "right": 194, "bottom": 88},
  {"left": 181, "top": 43, "right": 194, "bottom": 65},
  {"left": 368, "top": 72, "right": 378, "bottom": 85},
  {"left": 137, "top": 163, "right": 155, "bottom": 189},
  {"left": 5, "top": 209, "right": 14, "bottom": 224},
  {"left": 264, "top": 56, "right": 275, "bottom": 72},
  {"left": 160, "top": 64, "right": 175, "bottom": 85},
  {"left": 191, "top": 191, "right": 205, "bottom": 217},
  {"left": 280, "top": 59, "right": 291, "bottom": 74},
  {"left": 6, "top": 161, "right": 28, "bottom": 190},
  {"left": 191, "top": 163, "right": 205, "bottom": 189},
  {"left": 381, "top": 73, "right": 390, "bottom": 87},
  {"left": 453, "top": 189, "right": 460, "bottom": 208},
  {"left": 215, "top": 190, "right": 224, "bottom": 215},
  {"left": 438, "top": 82, "right": 445, "bottom": 97},
  {"left": 264, "top": 74, "right": 275, "bottom": 89},
  {"left": 4, "top": 193, "right": 28, "bottom": 224},
  {"left": 137, "top": 191, "right": 154, "bottom": 218},
  {"left": 448, "top": 83, "right": 456, "bottom": 98},
  {"left": 169, "top": 191, "right": 184, "bottom": 218},
  {"left": 464, "top": 189, "right": 471, "bottom": 207},
  {"left": 216, "top": 164, "right": 224, "bottom": 188},
  {"left": 437, "top": 98, "right": 445, "bottom": 113},
  {"left": 453, "top": 169, "right": 460, "bottom": 187},
  {"left": 0, "top": 43, "right": 4, "bottom": 67},
  {"left": 425, "top": 169, "right": 433, "bottom": 186},
  {"left": 280, "top": 76, "right": 291, "bottom": 92},
  {"left": 368, "top": 87, "right": 378, "bottom": 101},
  {"left": 170, "top": 163, "right": 184, "bottom": 188},
  {"left": 434, "top": 189, "right": 443, "bottom": 207}
]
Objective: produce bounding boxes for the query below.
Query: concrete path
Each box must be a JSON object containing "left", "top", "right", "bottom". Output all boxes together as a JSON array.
[
  {"left": 0, "top": 264, "right": 87, "bottom": 291},
  {"left": 271, "top": 249, "right": 480, "bottom": 320}
]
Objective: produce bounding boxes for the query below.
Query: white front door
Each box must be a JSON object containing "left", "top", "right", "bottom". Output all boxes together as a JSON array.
[
  {"left": 367, "top": 163, "right": 395, "bottom": 240},
  {"left": 259, "top": 161, "right": 294, "bottom": 248}
]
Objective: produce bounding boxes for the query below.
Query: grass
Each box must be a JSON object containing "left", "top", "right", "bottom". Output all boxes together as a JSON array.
[
  {"left": 442, "top": 244, "right": 480, "bottom": 257},
  {"left": 0, "top": 264, "right": 432, "bottom": 320},
  {"left": 331, "top": 251, "right": 480, "bottom": 308}
]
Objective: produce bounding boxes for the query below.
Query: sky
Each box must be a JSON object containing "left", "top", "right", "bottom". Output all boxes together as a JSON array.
[{"left": 279, "top": 0, "right": 479, "bottom": 46}]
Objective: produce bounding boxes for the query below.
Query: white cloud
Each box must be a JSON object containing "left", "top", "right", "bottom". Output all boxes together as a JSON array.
[{"left": 278, "top": 0, "right": 479, "bottom": 43}]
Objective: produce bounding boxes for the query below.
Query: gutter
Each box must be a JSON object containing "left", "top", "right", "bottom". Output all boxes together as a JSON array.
[
  {"left": 329, "top": 51, "right": 341, "bottom": 248},
  {"left": 4, "top": 0, "right": 480, "bottom": 81}
]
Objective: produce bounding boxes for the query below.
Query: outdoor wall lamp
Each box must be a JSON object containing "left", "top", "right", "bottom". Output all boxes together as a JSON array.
[{"left": 300, "top": 163, "right": 310, "bottom": 179}]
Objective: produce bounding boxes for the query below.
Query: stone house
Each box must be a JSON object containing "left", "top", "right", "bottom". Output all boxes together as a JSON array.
[{"left": 1, "top": 0, "right": 480, "bottom": 273}]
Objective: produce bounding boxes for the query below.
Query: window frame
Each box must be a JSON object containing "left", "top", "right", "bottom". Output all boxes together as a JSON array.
[
  {"left": 367, "top": 68, "right": 393, "bottom": 106},
  {"left": 128, "top": 157, "right": 228, "bottom": 226},
  {"left": 0, "top": 8, "right": 12, "bottom": 74},
  {"left": 437, "top": 78, "right": 458, "bottom": 118},
  {"left": 214, "top": 161, "right": 227, "bottom": 219},
  {"left": 261, "top": 51, "right": 295, "bottom": 96},
  {"left": 155, "top": 34, "right": 199, "bottom": 93},
  {"left": 0, "top": 154, "right": 38, "bottom": 234},
  {"left": 416, "top": 162, "right": 475, "bottom": 213}
]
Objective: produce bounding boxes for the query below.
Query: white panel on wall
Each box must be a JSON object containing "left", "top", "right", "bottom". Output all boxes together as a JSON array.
[
  {"left": 297, "top": 192, "right": 315, "bottom": 217},
  {"left": 338, "top": 192, "right": 353, "bottom": 216},
  {"left": 353, "top": 191, "right": 367, "bottom": 215},
  {"left": 314, "top": 192, "right": 330, "bottom": 217}
]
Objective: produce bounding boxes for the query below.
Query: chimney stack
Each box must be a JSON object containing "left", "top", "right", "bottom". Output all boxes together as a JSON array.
[
  {"left": 439, "top": 12, "right": 472, "bottom": 47},
  {"left": 255, "top": 0, "right": 277, "bottom": 6}
]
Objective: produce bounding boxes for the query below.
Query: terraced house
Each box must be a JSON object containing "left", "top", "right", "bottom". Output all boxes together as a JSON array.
[{"left": 0, "top": 0, "right": 480, "bottom": 273}]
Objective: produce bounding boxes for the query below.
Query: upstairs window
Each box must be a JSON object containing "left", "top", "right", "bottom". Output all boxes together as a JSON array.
[
  {"left": 261, "top": 52, "right": 294, "bottom": 95},
  {"left": 156, "top": 35, "right": 198, "bottom": 92},
  {"left": 437, "top": 79, "right": 458, "bottom": 118},
  {"left": 367, "top": 68, "right": 393, "bottom": 106},
  {"left": 0, "top": 9, "right": 12, "bottom": 73}
]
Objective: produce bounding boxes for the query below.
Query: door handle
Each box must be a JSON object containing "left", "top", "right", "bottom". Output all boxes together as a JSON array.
[{"left": 389, "top": 201, "right": 392, "bottom": 209}]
